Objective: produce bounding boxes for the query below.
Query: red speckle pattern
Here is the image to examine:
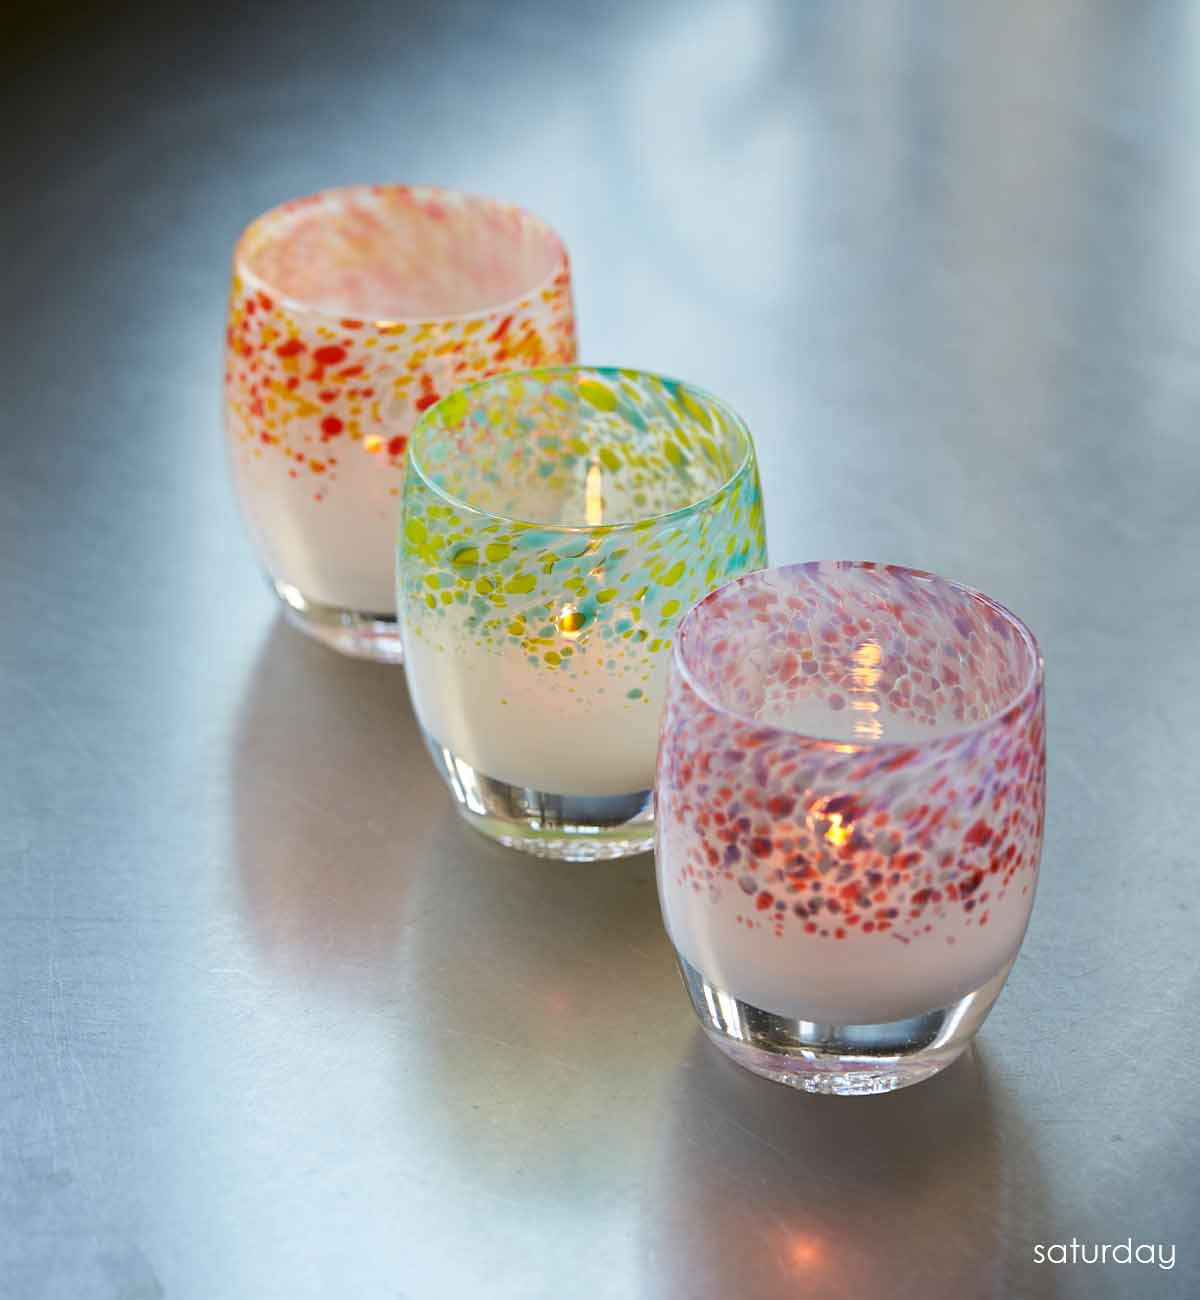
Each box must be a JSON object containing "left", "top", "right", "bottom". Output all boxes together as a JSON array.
[
  {"left": 224, "top": 184, "right": 576, "bottom": 503},
  {"left": 656, "top": 562, "right": 1046, "bottom": 946}
]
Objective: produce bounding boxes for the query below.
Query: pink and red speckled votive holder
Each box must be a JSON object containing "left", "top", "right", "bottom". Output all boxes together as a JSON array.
[
  {"left": 655, "top": 561, "right": 1046, "bottom": 1095},
  {"left": 224, "top": 184, "right": 576, "bottom": 661}
]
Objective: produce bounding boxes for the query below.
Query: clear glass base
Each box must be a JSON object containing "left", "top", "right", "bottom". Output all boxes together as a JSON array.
[
  {"left": 423, "top": 730, "right": 654, "bottom": 861},
  {"left": 272, "top": 580, "right": 404, "bottom": 663},
  {"left": 678, "top": 954, "right": 1013, "bottom": 1096}
]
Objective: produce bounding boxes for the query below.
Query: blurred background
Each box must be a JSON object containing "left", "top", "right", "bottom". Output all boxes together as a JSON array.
[{"left": 3, "top": 2, "right": 1198, "bottom": 1297}]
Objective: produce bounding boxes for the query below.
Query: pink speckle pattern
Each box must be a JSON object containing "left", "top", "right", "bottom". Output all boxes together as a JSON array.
[{"left": 656, "top": 562, "right": 1046, "bottom": 946}]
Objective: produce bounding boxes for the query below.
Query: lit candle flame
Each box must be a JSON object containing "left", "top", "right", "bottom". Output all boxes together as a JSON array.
[
  {"left": 585, "top": 462, "right": 604, "bottom": 526},
  {"left": 558, "top": 604, "right": 586, "bottom": 639},
  {"left": 808, "top": 795, "right": 857, "bottom": 846},
  {"left": 824, "top": 813, "right": 852, "bottom": 847}
]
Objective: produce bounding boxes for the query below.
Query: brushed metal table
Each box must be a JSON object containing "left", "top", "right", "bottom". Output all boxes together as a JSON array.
[{"left": 3, "top": 2, "right": 1197, "bottom": 1296}]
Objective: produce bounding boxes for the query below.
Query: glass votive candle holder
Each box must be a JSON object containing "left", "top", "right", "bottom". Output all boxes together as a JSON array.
[
  {"left": 224, "top": 184, "right": 576, "bottom": 661},
  {"left": 398, "top": 365, "right": 767, "bottom": 860},
  {"left": 656, "top": 561, "right": 1045, "bottom": 1094}
]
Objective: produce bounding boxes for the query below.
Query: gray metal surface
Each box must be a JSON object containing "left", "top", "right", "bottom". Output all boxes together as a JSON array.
[{"left": 3, "top": 1, "right": 1198, "bottom": 1296}]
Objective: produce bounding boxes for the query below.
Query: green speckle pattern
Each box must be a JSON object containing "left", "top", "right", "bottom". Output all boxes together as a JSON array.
[{"left": 398, "top": 366, "right": 767, "bottom": 691}]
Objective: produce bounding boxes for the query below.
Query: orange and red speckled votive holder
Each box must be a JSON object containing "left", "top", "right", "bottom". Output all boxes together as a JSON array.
[{"left": 224, "top": 184, "right": 576, "bottom": 661}]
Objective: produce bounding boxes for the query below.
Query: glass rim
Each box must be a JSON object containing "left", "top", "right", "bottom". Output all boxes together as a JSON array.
[
  {"left": 404, "top": 364, "right": 756, "bottom": 535},
  {"left": 231, "top": 182, "right": 570, "bottom": 328},
  {"left": 672, "top": 560, "right": 1045, "bottom": 755}
]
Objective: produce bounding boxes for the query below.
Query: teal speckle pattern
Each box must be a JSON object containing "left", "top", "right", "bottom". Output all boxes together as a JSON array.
[{"left": 398, "top": 366, "right": 767, "bottom": 693}]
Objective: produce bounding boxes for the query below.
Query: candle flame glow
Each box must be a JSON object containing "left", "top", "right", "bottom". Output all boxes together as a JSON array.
[
  {"left": 808, "top": 795, "right": 857, "bottom": 846},
  {"left": 585, "top": 462, "right": 604, "bottom": 525},
  {"left": 824, "top": 813, "right": 852, "bottom": 847},
  {"left": 558, "top": 604, "right": 587, "bottom": 639},
  {"left": 785, "top": 1232, "right": 824, "bottom": 1272},
  {"left": 850, "top": 640, "right": 884, "bottom": 740}
]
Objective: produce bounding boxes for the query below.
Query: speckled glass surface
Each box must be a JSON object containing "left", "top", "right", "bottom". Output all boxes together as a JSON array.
[
  {"left": 224, "top": 184, "right": 575, "bottom": 658},
  {"left": 656, "top": 562, "right": 1046, "bottom": 1090},
  {"left": 398, "top": 366, "right": 766, "bottom": 855}
]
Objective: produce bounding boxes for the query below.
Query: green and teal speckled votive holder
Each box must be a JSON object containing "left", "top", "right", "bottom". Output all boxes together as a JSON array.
[{"left": 397, "top": 365, "right": 767, "bottom": 860}]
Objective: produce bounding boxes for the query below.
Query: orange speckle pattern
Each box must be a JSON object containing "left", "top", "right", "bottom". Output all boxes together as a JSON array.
[{"left": 224, "top": 184, "right": 576, "bottom": 497}]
